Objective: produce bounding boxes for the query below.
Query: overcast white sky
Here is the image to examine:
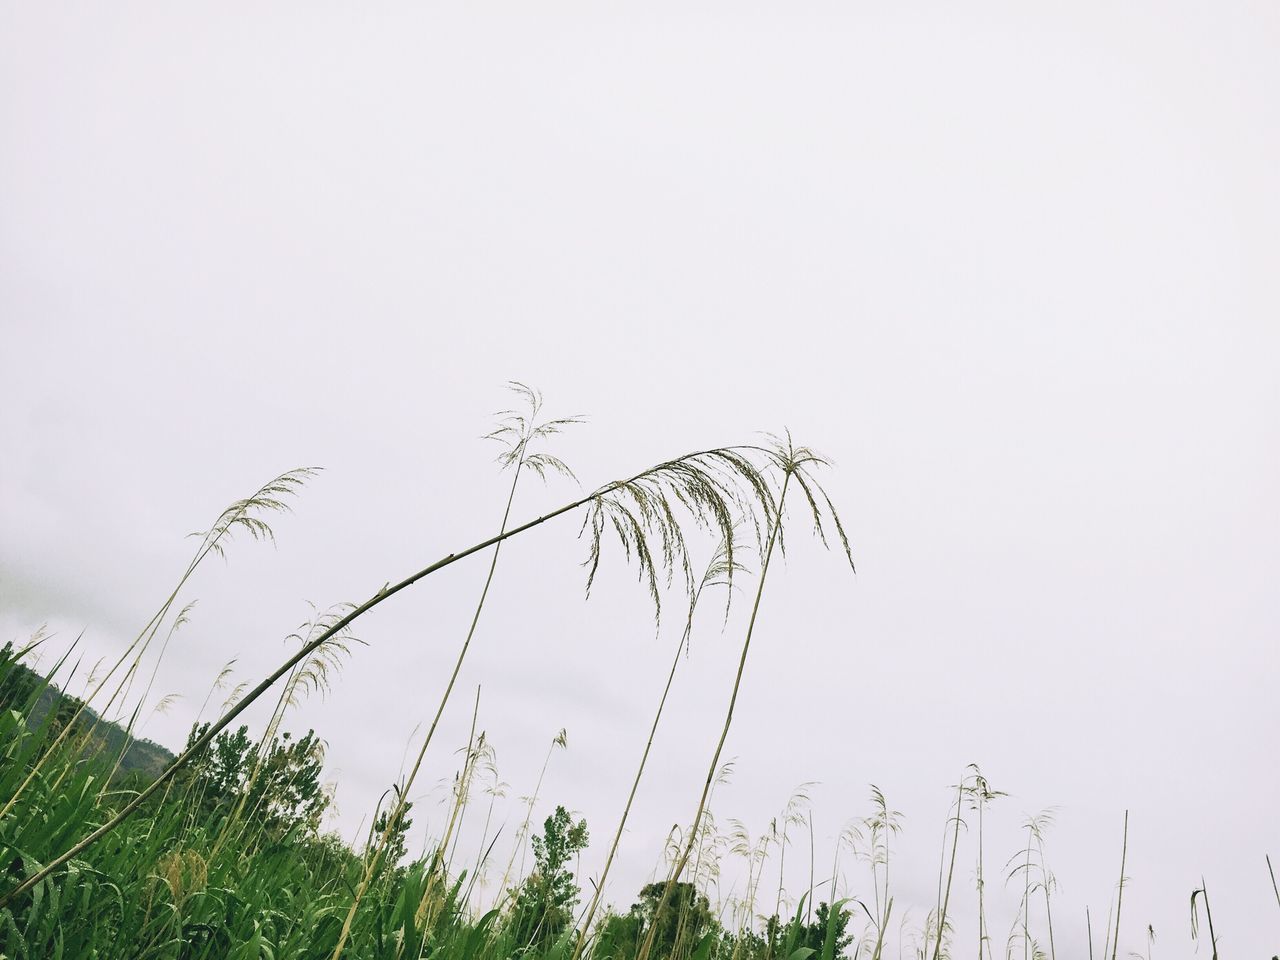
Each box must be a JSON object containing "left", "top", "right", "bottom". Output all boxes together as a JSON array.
[{"left": 3, "top": 2, "right": 1278, "bottom": 955}]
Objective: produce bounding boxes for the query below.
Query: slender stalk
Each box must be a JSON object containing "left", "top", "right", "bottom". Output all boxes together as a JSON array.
[
  {"left": 1196, "top": 877, "right": 1219, "bottom": 960},
  {"left": 879, "top": 794, "right": 894, "bottom": 941},
  {"left": 569, "top": 547, "right": 732, "bottom": 960},
  {"left": 444, "top": 698, "right": 484, "bottom": 880},
  {"left": 930, "top": 776, "right": 965, "bottom": 960},
  {"left": 1110, "top": 810, "right": 1128, "bottom": 960},
  {"left": 870, "top": 897, "right": 892, "bottom": 960},
  {"left": 1023, "top": 822, "right": 1033, "bottom": 960},
  {"left": 774, "top": 813, "right": 790, "bottom": 939},
  {"left": 331, "top": 453, "right": 525, "bottom": 959},
  {"left": 419, "top": 691, "right": 483, "bottom": 933},
  {"left": 635, "top": 469, "right": 792, "bottom": 960},
  {"left": 495, "top": 730, "right": 565, "bottom": 907},
  {"left": 1037, "top": 825, "right": 1057, "bottom": 960},
  {"left": 977, "top": 790, "right": 986, "bottom": 960},
  {"left": 463, "top": 812, "right": 504, "bottom": 908},
  {"left": 688, "top": 777, "right": 729, "bottom": 914},
  {"left": 1268, "top": 854, "right": 1280, "bottom": 913},
  {"left": 807, "top": 814, "right": 815, "bottom": 929}
]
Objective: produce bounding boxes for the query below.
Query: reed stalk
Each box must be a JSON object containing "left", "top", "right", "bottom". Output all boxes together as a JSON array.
[
  {"left": 635, "top": 466, "right": 791, "bottom": 960},
  {"left": 928, "top": 773, "right": 965, "bottom": 960},
  {"left": 1111, "top": 810, "right": 1129, "bottom": 960},
  {"left": 636, "top": 435, "right": 852, "bottom": 960},
  {"left": 569, "top": 540, "right": 741, "bottom": 960},
  {"left": 329, "top": 385, "right": 541, "bottom": 960},
  {"left": 1191, "top": 877, "right": 1219, "bottom": 960},
  {"left": 1269, "top": 854, "right": 1280, "bottom": 913},
  {"left": 495, "top": 728, "right": 567, "bottom": 908}
]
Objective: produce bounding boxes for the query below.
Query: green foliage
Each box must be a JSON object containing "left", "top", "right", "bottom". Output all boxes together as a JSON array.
[
  {"left": 371, "top": 789, "right": 414, "bottom": 873},
  {"left": 509, "top": 805, "right": 590, "bottom": 952},
  {"left": 177, "top": 722, "right": 329, "bottom": 838},
  {"left": 711, "top": 901, "right": 851, "bottom": 960},
  {"left": 596, "top": 882, "right": 715, "bottom": 960},
  {"left": 801, "top": 901, "right": 855, "bottom": 960}
]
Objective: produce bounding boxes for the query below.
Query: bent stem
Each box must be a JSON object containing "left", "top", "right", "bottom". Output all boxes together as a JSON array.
[
  {"left": 1191, "top": 878, "right": 1219, "bottom": 960},
  {"left": 1, "top": 444, "right": 766, "bottom": 908}
]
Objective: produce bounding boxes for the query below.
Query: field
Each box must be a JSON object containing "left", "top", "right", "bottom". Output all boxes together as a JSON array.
[{"left": 0, "top": 393, "right": 1273, "bottom": 960}]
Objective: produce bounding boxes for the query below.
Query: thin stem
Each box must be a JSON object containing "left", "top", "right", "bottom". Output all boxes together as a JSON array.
[
  {"left": 569, "top": 556, "right": 722, "bottom": 960},
  {"left": 496, "top": 734, "right": 561, "bottom": 909},
  {"left": 807, "top": 814, "right": 815, "bottom": 929},
  {"left": 977, "top": 794, "right": 986, "bottom": 960},
  {"left": 330, "top": 460, "right": 525, "bottom": 959},
  {"left": 1201, "top": 877, "right": 1218, "bottom": 960},
  {"left": 1023, "top": 823, "right": 1033, "bottom": 960},
  {"left": 1038, "top": 828, "right": 1056, "bottom": 960},
  {"left": 443, "top": 692, "right": 484, "bottom": 881},
  {"left": 931, "top": 776, "right": 964, "bottom": 960},
  {"left": 1110, "top": 810, "right": 1128, "bottom": 960},
  {"left": 1268, "top": 854, "right": 1280, "bottom": 913},
  {"left": 636, "top": 469, "right": 792, "bottom": 960},
  {"left": 424, "top": 690, "right": 483, "bottom": 930}
]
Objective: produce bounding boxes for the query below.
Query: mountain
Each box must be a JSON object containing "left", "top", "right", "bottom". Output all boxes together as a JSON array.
[{"left": 0, "top": 645, "right": 178, "bottom": 781}]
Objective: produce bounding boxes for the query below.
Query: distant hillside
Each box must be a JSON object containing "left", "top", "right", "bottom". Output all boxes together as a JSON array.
[{"left": 0, "top": 649, "right": 177, "bottom": 781}]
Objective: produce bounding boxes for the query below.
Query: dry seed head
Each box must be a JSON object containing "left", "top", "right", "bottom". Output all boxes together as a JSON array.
[
  {"left": 484, "top": 381, "right": 584, "bottom": 478},
  {"left": 281, "top": 602, "right": 364, "bottom": 707},
  {"left": 156, "top": 848, "right": 207, "bottom": 910},
  {"left": 221, "top": 681, "right": 249, "bottom": 711},
  {"left": 580, "top": 446, "right": 777, "bottom": 622},
  {"left": 749, "top": 431, "right": 855, "bottom": 572},
  {"left": 189, "top": 466, "right": 320, "bottom": 559},
  {"left": 151, "top": 693, "right": 181, "bottom": 716}
]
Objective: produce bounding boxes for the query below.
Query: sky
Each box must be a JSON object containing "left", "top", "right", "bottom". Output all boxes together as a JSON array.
[{"left": 2, "top": 1, "right": 1278, "bottom": 954}]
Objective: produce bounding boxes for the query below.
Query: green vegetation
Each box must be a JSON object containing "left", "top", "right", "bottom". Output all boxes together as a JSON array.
[{"left": 0, "top": 386, "right": 1274, "bottom": 958}]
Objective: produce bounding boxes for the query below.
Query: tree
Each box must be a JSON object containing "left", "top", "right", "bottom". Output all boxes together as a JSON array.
[
  {"left": 371, "top": 788, "right": 413, "bottom": 872},
  {"left": 799, "top": 901, "right": 854, "bottom": 959},
  {"left": 508, "top": 805, "right": 589, "bottom": 952},
  {"left": 178, "top": 723, "right": 329, "bottom": 838},
  {"left": 721, "top": 901, "right": 853, "bottom": 960},
  {"left": 596, "top": 881, "right": 715, "bottom": 960},
  {"left": 0, "top": 644, "right": 41, "bottom": 713}
]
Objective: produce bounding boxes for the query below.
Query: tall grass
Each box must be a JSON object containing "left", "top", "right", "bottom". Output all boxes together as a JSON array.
[{"left": 0, "top": 390, "right": 1269, "bottom": 959}]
